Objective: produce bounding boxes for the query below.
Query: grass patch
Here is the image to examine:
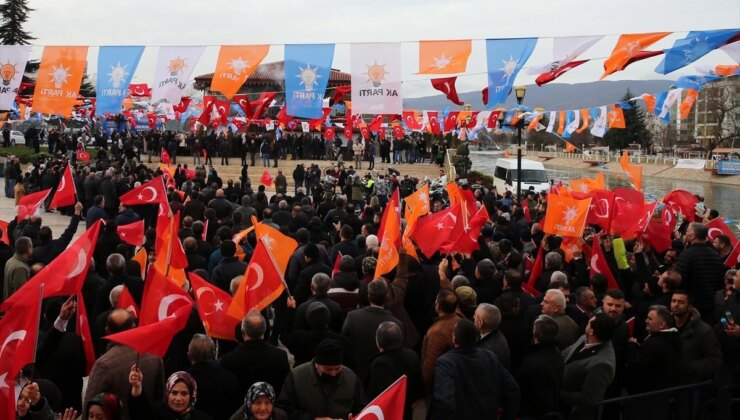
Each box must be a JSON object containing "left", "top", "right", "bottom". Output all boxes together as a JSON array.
[{"left": 0, "top": 145, "right": 52, "bottom": 164}]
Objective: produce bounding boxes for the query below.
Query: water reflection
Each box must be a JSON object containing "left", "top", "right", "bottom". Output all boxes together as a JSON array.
[{"left": 471, "top": 152, "right": 740, "bottom": 236}]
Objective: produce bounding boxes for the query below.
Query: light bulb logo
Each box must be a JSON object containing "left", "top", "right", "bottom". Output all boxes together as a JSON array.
[
  {"left": 365, "top": 61, "right": 387, "bottom": 88},
  {"left": 0, "top": 62, "right": 16, "bottom": 86},
  {"left": 107, "top": 62, "right": 129, "bottom": 89},
  {"left": 296, "top": 63, "right": 319, "bottom": 91},
  {"left": 49, "top": 63, "right": 71, "bottom": 89},
  {"left": 168, "top": 57, "right": 186, "bottom": 76},
  {"left": 228, "top": 57, "right": 249, "bottom": 76}
]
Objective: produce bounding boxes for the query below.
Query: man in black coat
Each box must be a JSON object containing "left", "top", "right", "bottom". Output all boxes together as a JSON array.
[
  {"left": 295, "top": 272, "right": 344, "bottom": 333},
  {"left": 280, "top": 299, "right": 353, "bottom": 366},
  {"left": 211, "top": 240, "right": 247, "bottom": 292},
  {"left": 516, "top": 314, "right": 564, "bottom": 418},
  {"left": 219, "top": 310, "right": 291, "bottom": 396},
  {"left": 32, "top": 203, "right": 82, "bottom": 265},
  {"left": 293, "top": 243, "right": 332, "bottom": 305},
  {"left": 186, "top": 334, "right": 242, "bottom": 420},
  {"left": 330, "top": 224, "right": 359, "bottom": 263},
  {"left": 367, "top": 322, "right": 423, "bottom": 420},
  {"left": 93, "top": 254, "right": 144, "bottom": 319}
]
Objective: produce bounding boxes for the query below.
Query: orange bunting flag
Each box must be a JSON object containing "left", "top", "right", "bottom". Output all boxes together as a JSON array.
[
  {"left": 418, "top": 40, "right": 472, "bottom": 74},
  {"left": 527, "top": 114, "right": 543, "bottom": 131},
  {"left": 680, "top": 89, "right": 698, "bottom": 119},
  {"left": 542, "top": 190, "right": 592, "bottom": 238},
  {"left": 210, "top": 45, "right": 270, "bottom": 99},
  {"left": 576, "top": 109, "right": 590, "bottom": 133},
  {"left": 557, "top": 110, "right": 566, "bottom": 135},
  {"left": 32, "top": 46, "right": 89, "bottom": 117},
  {"left": 620, "top": 151, "right": 643, "bottom": 191},
  {"left": 601, "top": 32, "right": 671, "bottom": 79},
  {"left": 564, "top": 141, "right": 577, "bottom": 152},
  {"left": 607, "top": 105, "right": 626, "bottom": 129},
  {"left": 375, "top": 190, "right": 401, "bottom": 279},
  {"left": 445, "top": 181, "right": 464, "bottom": 207}
]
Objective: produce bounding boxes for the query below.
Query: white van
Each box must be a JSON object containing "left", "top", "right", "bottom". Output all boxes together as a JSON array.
[{"left": 493, "top": 158, "right": 550, "bottom": 195}]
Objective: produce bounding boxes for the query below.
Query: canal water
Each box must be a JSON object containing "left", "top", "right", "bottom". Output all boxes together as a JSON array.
[{"left": 470, "top": 151, "right": 740, "bottom": 236}]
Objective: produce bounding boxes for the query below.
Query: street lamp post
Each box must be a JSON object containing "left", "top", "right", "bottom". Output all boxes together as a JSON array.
[{"left": 514, "top": 85, "right": 527, "bottom": 201}]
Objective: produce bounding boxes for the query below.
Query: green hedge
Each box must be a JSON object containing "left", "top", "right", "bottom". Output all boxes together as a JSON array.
[
  {"left": 467, "top": 170, "right": 494, "bottom": 189},
  {"left": 0, "top": 146, "right": 53, "bottom": 165}
]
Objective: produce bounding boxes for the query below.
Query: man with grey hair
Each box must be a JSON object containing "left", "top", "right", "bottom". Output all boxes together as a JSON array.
[
  {"left": 367, "top": 321, "right": 424, "bottom": 419},
  {"left": 541, "top": 289, "right": 580, "bottom": 349},
  {"left": 295, "top": 272, "right": 344, "bottom": 332},
  {"left": 220, "top": 310, "right": 290, "bottom": 396},
  {"left": 3, "top": 236, "right": 32, "bottom": 300},
  {"left": 187, "top": 334, "right": 241, "bottom": 419},
  {"left": 516, "top": 314, "right": 563, "bottom": 418},
  {"left": 535, "top": 251, "right": 563, "bottom": 292},
  {"left": 93, "top": 253, "right": 143, "bottom": 320},
  {"left": 474, "top": 303, "right": 511, "bottom": 369}
]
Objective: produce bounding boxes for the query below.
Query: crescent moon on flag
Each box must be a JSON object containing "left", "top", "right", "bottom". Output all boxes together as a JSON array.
[
  {"left": 57, "top": 173, "right": 66, "bottom": 192},
  {"left": 591, "top": 254, "right": 602, "bottom": 273},
  {"left": 68, "top": 249, "right": 88, "bottom": 278},
  {"left": 248, "top": 263, "right": 265, "bottom": 291},
  {"left": 593, "top": 198, "right": 610, "bottom": 219},
  {"left": 354, "top": 405, "right": 385, "bottom": 420},
  {"left": 133, "top": 86, "right": 145, "bottom": 95},
  {"left": 708, "top": 228, "right": 723, "bottom": 239},
  {"left": 158, "top": 295, "right": 190, "bottom": 321},
  {"left": 195, "top": 287, "right": 217, "bottom": 316},
  {"left": 142, "top": 186, "right": 158, "bottom": 202},
  {"left": 0, "top": 330, "right": 27, "bottom": 358}
]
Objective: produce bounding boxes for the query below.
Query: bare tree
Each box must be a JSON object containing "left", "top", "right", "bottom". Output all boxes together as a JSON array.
[{"left": 702, "top": 83, "right": 740, "bottom": 156}]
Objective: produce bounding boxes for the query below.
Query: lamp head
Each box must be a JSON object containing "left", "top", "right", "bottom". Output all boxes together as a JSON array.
[{"left": 514, "top": 85, "right": 526, "bottom": 104}]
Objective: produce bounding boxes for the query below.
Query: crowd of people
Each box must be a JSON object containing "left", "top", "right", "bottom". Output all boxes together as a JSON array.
[{"left": 1, "top": 142, "right": 739, "bottom": 420}]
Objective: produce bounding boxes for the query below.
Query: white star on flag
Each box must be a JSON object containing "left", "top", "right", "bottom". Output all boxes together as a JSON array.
[{"left": 214, "top": 299, "right": 224, "bottom": 312}]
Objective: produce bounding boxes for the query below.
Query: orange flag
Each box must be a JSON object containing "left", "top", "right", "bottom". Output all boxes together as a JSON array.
[
  {"left": 232, "top": 226, "right": 255, "bottom": 261},
  {"left": 557, "top": 110, "right": 566, "bottom": 135},
  {"left": 542, "top": 189, "right": 592, "bottom": 238},
  {"left": 642, "top": 94, "right": 657, "bottom": 113},
  {"left": 418, "top": 40, "right": 472, "bottom": 74},
  {"left": 560, "top": 236, "right": 583, "bottom": 262},
  {"left": 601, "top": 32, "right": 670, "bottom": 79},
  {"left": 620, "top": 151, "right": 643, "bottom": 191},
  {"left": 404, "top": 184, "right": 430, "bottom": 224},
  {"left": 32, "top": 46, "right": 88, "bottom": 117},
  {"left": 564, "top": 141, "right": 577, "bottom": 152},
  {"left": 445, "top": 182, "right": 464, "bottom": 207},
  {"left": 375, "top": 191, "right": 401, "bottom": 279},
  {"left": 680, "top": 89, "right": 698, "bottom": 119},
  {"left": 576, "top": 109, "right": 590, "bottom": 133},
  {"left": 210, "top": 45, "right": 270, "bottom": 99},
  {"left": 527, "top": 114, "right": 543, "bottom": 131},
  {"left": 607, "top": 105, "right": 626, "bottom": 128},
  {"left": 252, "top": 216, "right": 298, "bottom": 275},
  {"left": 132, "top": 247, "right": 147, "bottom": 280}
]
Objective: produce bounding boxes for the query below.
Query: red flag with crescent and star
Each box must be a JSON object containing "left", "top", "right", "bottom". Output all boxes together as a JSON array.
[
  {"left": 104, "top": 302, "right": 193, "bottom": 358},
  {"left": 426, "top": 111, "right": 441, "bottom": 135},
  {"left": 393, "top": 125, "right": 404, "bottom": 139},
  {"left": 139, "top": 265, "right": 193, "bottom": 326},
  {"left": 128, "top": 83, "right": 152, "bottom": 97},
  {"left": 324, "top": 126, "right": 336, "bottom": 140},
  {"left": 589, "top": 237, "right": 620, "bottom": 290},
  {"left": 260, "top": 170, "right": 273, "bottom": 187},
  {"left": 16, "top": 188, "right": 51, "bottom": 222},
  {"left": 49, "top": 164, "right": 76, "bottom": 209},
  {"left": 402, "top": 111, "right": 422, "bottom": 130},
  {"left": 76, "top": 292, "right": 96, "bottom": 374},
  {"left": 431, "top": 77, "right": 464, "bottom": 106},
  {"left": 77, "top": 149, "right": 90, "bottom": 162},
  {"left": 227, "top": 238, "right": 286, "bottom": 319},
  {"left": 160, "top": 147, "right": 171, "bottom": 164},
  {"left": 120, "top": 176, "right": 168, "bottom": 206},
  {"left": 725, "top": 241, "right": 740, "bottom": 268},
  {"left": 117, "top": 220, "right": 145, "bottom": 247},
  {"left": 233, "top": 94, "right": 254, "bottom": 118},
  {"left": 706, "top": 218, "right": 738, "bottom": 247},
  {"left": 353, "top": 375, "right": 407, "bottom": 420},
  {"left": 117, "top": 286, "right": 140, "bottom": 318},
  {"left": 189, "top": 272, "right": 240, "bottom": 341},
  {"left": 444, "top": 111, "right": 460, "bottom": 132},
  {"left": 410, "top": 203, "right": 462, "bottom": 259}
]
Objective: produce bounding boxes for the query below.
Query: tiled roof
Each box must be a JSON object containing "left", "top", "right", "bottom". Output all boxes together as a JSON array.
[{"left": 194, "top": 60, "right": 350, "bottom": 84}]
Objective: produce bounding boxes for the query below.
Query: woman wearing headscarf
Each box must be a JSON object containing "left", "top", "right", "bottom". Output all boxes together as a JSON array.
[
  {"left": 84, "top": 393, "right": 123, "bottom": 420},
  {"left": 229, "top": 382, "right": 287, "bottom": 420},
  {"left": 129, "top": 367, "right": 213, "bottom": 420}
]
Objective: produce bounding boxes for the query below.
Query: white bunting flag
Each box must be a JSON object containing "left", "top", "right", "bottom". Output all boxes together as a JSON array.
[
  {"left": 0, "top": 45, "right": 31, "bottom": 109},
  {"left": 351, "top": 43, "right": 402, "bottom": 114},
  {"left": 565, "top": 110, "right": 580, "bottom": 136},
  {"left": 591, "top": 106, "right": 608, "bottom": 137},
  {"left": 546, "top": 111, "right": 557, "bottom": 133},
  {"left": 151, "top": 46, "right": 206, "bottom": 104},
  {"left": 527, "top": 35, "right": 603, "bottom": 75},
  {"left": 659, "top": 88, "right": 683, "bottom": 119}
]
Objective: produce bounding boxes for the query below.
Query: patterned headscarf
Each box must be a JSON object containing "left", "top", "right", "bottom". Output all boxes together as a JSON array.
[
  {"left": 165, "top": 371, "right": 198, "bottom": 410},
  {"left": 243, "top": 382, "right": 275, "bottom": 417}
]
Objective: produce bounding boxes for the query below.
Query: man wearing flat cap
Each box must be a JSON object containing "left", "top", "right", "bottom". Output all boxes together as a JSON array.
[{"left": 278, "top": 338, "right": 366, "bottom": 420}]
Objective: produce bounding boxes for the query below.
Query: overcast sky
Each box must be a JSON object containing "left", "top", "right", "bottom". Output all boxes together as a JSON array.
[{"left": 23, "top": 0, "right": 740, "bottom": 99}]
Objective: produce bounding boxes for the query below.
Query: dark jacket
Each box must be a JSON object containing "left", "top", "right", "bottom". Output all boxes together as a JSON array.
[
  {"left": 293, "top": 260, "right": 332, "bottom": 305},
  {"left": 219, "top": 340, "right": 291, "bottom": 396},
  {"left": 187, "top": 361, "right": 242, "bottom": 420},
  {"left": 342, "top": 306, "right": 403, "bottom": 383},
  {"left": 432, "top": 346, "right": 520, "bottom": 420},
  {"left": 367, "top": 348, "right": 424, "bottom": 420},
  {"left": 211, "top": 257, "right": 248, "bottom": 292},
  {"left": 627, "top": 329, "right": 682, "bottom": 393},
  {"left": 32, "top": 216, "right": 79, "bottom": 265},
  {"left": 677, "top": 308, "right": 722, "bottom": 383},
  {"left": 675, "top": 242, "right": 726, "bottom": 319},
  {"left": 35, "top": 327, "right": 87, "bottom": 413},
  {"left": 560, "top": 337, "right": 616, "bottom": 420},
  {"left": 294, "top": 294, "right": 344, "bottom": 333},
  {"left": 279, "top": 307, "right": 353, "bottom": 366},
  {"left": 516, "top": 342, "right": 564, "bottom": 418},
  {"left": 477, "top": 329, "right": 511, "bottom": 370}
]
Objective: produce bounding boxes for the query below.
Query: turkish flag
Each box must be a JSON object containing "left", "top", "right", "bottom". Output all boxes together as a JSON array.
[
  {"left": 276, "top": 105, "right": 292, "bottom": 127},
  {"left": 444, "top": 111, "right": 460, "bottom": 132},
  {"left": 146, "top": 113, "right": 157, "bottom": 129},
  {"left": 227, "top": 240, "right": 286, "bottom": 319},
  {"left": 706, "top": 218, "right": 738, "bottom": 247},
  {"left": 214, "top": 100, "right": 231, "bottom": 127},
  {"left": 104, "top": 302, "right": 193, "bottom": 358},
  {"left": 585, "top": 189, "right": 615, "bottom": 232},
  {"left": 375, "top": 191, "right": 401, "bottom": 278},
  {"left": 536, "top": 59, "right": 589, "bottom": 86},
  {"left": 360, "top": 126, "right": 370, "bottom": 140},
  {"left": 117, "top": 220, "right": 145, "bottom": 247},
  {"left": 324, "top": 126, "right": 336, "bottom": 140},
  {"left": 260, "top": 170, "right": 273, "bottom": 187},
  {"left": 189, "top": 272, "right": 240, "bottom": 341},
  {"left": 0, "top": 220, "right": 102, "bottom": 311},
  {"left": 120, "top": 176, "right": 168, "bottom": 206},
  {"left": 117, "top": 285, "right": 140, "bottom": 318},
  {"left": 16, "top": 188, "right": 51, "bottom": 222},
  {"left": 332, "top": 252, "right": 343, "bottom": 277},
  {"left": 49, "top": 164, "right": 76, "bottom": 209},
  {"left": 725, "top": 242, "right": 740, "bottom": 268},
  {"left": 77, "top": 149, "right": 90, "bottom": 162},
  {"left": 393, "top": 126, "right": 404, "bottom": 139},
  {"left": 233, "top": 94, "right": 254, "bottom": 118},
  {"left": 353, "top": 375, "right": 407, "bottom": 420},
  {"left": 253, "top": 218, "right": 298, "bottom": 275},
  {"left": 610, "top": 188, "right": 644, "bottom": 237},
  {"left": 76, "top": 292, "right": 96, "bottom": 374},
  {"left": 431, "top": 77, "right": 464, "bottom": 106},
  {"left": 589, "top": 237, "right": 620, "bottom": 290},
  {"left": 621, "top": 202, "right": 658, "bottom": 240},
  {"left": 643, "top": 220, "right": 673, "bottom": 253},
  {"left": 542, "top": 190, "right": 592, "bottom": 238},
  {"left": 0, "top": 287, "right": 42, "bottom": 420},
  {"left": 139, "top": 265, "right": 193, "bottom": 326},
  {"left": 368, "top": 114, "right": 384, "bottom": 132},
  {"left": 160, "top": 147, "right": 171, "bottom": 164},
  {"left": 251, "top": 92, "right": 277, "bottom": 119},
  {"left": 441, "top": 205, "right": 490, "bottom": 255},
  {"left": 342, "top": 125, "right": 352, "bottom": 139},
  {"left": 426, "top": 111, "right": 441, "bottom": 135},
  {"left": 128, "top": 83, "right": 151, "bottom": 97},
  {"left": 402, "top": 111, "right": 422, "bottom": 130},
  {"left": 310, "top": 107, "right": 332, "bottom": 131},
  {"left": 410, "top": 203, "right": 462, "bottom": 259},
  {"left": 198, "top": 95, "right": 216, "bottom": 126},
  {"left": 173, "top": 96, "right": 191, "bottom": 113},
  {"left": 331, "top": 85, "right": 351, "bottom": 105}
]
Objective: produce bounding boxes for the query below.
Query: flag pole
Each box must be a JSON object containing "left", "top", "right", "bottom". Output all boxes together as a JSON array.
[{"left": 29, "top": 284, "right": 45, "bottom": 381}]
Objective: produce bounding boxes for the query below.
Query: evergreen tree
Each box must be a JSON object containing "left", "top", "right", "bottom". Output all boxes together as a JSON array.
[
  {"left": 604, "top": 89, "right": 652, "bottom": 150},
  {"left": 0, "top": 0, "right": 34, "bottom": 45}
]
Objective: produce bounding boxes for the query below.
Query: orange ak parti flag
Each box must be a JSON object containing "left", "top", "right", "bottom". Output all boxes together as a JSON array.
[
  {"left": 404, "top": 184, "right": 430, "bottom": 224},
  {"left": 542, "top": 189, "right": 592, "bottom": 238},
  {"left": 607, "top": 105, "right": 626, "bottom": 129},
  {"left": 210, "top": 45, "right": 269, "bottom": 99},
  {"left": 601, "top": 32, "right": 670, "bottom": 79},
  {"left": 252, "top": 217, "right": 298, "bottom": 275},
  {"left": 620, "top": 151, "right": 643, "bottom": 191},
  {"left": 375, "top": 191, "right": 402, "bottom": 279},
  {"left": 32, "top": 46, "right": 88, "bottom": 117},
  {"left": 418, "top": 40, "right": 472, "bottom": 74}
]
